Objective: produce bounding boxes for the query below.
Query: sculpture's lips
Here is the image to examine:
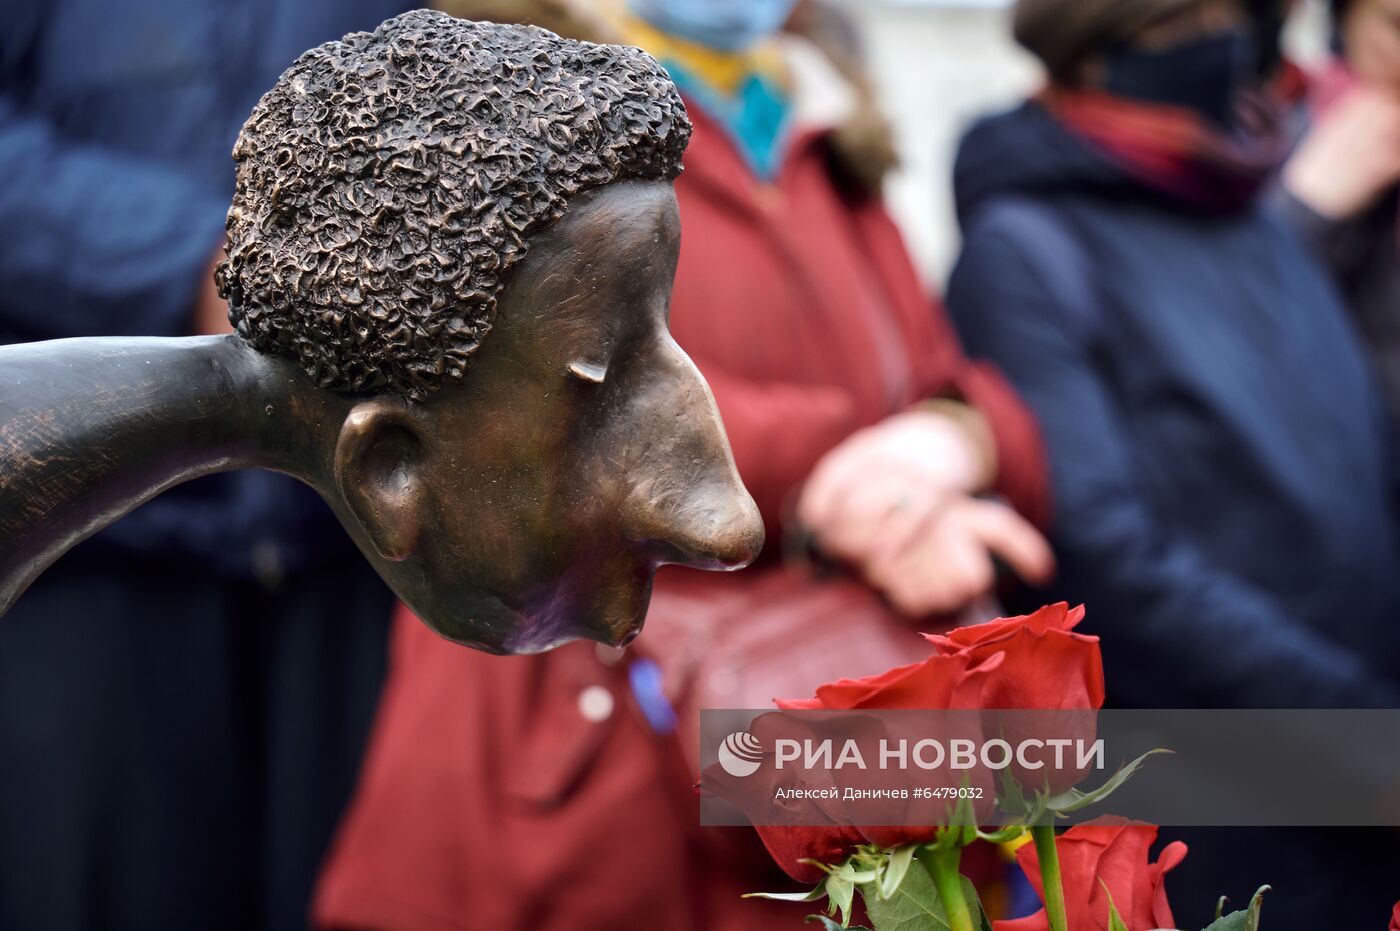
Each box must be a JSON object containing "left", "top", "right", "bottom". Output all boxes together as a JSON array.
[
  {"left": 500, "top": 617, "right": 641, "bottom": 654},
  {"left": 493, "top": 593, "right": 647, "bottom": 654},
  {"left": 587, "top": 584, "right": 652, "bottom": 649},
  {"left": 577, "top": 596, "right": 647, "bottom": 649},
  {"left": 599, "top": 618, "right": 644, "bottom": 649}
]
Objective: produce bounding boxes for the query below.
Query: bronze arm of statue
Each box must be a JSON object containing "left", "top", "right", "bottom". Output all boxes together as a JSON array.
[{"left": 0, "top": 11, "right": 763, "bottom": 654}]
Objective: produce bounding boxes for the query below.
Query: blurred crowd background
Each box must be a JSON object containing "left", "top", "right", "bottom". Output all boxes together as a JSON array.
[
  {"left": 3, "top": 0, "right": 1400, "bottom": 930},
  {"left": 832, "top": 0, "right": 1329, "bottom": 279}
]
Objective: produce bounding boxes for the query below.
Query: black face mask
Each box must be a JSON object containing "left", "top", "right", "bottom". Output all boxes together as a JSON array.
[{"left": 1103, "top": 30, "right": 1259, "bottom": 128}]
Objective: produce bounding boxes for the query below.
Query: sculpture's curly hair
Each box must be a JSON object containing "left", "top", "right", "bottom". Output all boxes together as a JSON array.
[{"left": 217, "top": 9, "right": 690, "bottom": 399}]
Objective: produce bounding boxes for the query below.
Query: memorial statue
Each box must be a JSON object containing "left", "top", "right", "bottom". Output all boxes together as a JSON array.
[{"left": 0, "top": 10, "right": 763, "bottom": 654}]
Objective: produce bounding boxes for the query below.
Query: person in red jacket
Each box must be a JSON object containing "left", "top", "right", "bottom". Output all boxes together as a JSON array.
[{"left": 313, "top": 3, "right": 1052, "bottom": 929}]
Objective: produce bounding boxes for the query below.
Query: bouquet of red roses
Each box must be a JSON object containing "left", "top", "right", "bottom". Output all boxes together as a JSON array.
[{"left": 726, "top": 604, "right": 1272, "bottom": 931}]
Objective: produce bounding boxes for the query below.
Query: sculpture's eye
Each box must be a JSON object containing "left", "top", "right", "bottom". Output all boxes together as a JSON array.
[{"left": 567, "top": 360, "right": 608, "bottom": 385}]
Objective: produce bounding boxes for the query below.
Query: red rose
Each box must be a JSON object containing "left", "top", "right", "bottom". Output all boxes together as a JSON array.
[
  {"left": 747, "top": 605, "right": 1104, "bottom": 882},
  {"left": 924, "top": 603, "right": 1103, "bottom": 712},
  {"left": 1390, "top": 900, "right": 1399, "bottom": 931},
  {"left": 755, "top": 650, "right": 1003, "bottom": 882},
  {"left": 995, "top": 822, "right": 1187, "bottom": 931},
  {"left": 752, "top": 824, "right": 868, "bottom": 885},
  {"left": 775, "top": 649, "right": 1003, "bottom": 713},
  {"left": 926, "top": 603, "right": 1103, "bottom": 793}
]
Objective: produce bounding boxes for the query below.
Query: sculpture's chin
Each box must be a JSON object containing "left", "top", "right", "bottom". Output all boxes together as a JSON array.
[
  {"left": 411, "top": 569, "right": 655, "bottom": 656},
  {"left": 502, "top": 578, "right": 654, "bottom": 655}
]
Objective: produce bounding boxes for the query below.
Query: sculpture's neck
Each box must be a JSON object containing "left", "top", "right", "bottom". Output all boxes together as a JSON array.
[{"left": 0, "top": 335, "right": 340, "bottom": 610}]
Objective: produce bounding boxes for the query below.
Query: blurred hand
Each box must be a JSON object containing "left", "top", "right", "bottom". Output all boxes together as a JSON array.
[
  {"left": 861, "top": 496, "right": 1055, "bottom": 618},
  {"left": 800, "top": 408, "right": 991, "bottom": 542},
  {"left": 1285, "top": 86, "right": 1400, "bottom": 221},
  {"left": 192, "top": 247, "right": 232, "bottom": 336},
  {"left": 798, "top": 408, "right": 1052, "bottom": 616}
]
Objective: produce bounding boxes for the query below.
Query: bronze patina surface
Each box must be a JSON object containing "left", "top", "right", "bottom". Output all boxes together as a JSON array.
[{"left": 0, "top": 11, "right": 763, "bottom": 653}]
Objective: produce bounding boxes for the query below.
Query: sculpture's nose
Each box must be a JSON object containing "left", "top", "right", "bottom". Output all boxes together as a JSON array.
[
  {"left": 654, "top": 477, "right": 764, "bottom": 571},
  {"left": 621, "top": 339, "right": 764, "bottom": 572}
]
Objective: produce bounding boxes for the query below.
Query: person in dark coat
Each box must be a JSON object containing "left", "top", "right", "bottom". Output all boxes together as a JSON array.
[
  {"left": 0, "top": 1, "right": 407, "bottom": 928},
  {"left": 1275, "top": 0, "right": 1400, "bottom": 427},
  {"left": 945, "top": 0, "right": 1400, "bottom": 926}
]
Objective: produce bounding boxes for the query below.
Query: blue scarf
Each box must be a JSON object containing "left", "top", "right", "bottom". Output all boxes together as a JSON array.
[{"left": 662, "top": 57, "right": 793, "bottom": 183}]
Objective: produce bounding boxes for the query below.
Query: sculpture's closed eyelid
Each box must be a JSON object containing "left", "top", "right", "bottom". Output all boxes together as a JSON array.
[{"left": 567, "top": 360, "right": 608, "bottom": 384}]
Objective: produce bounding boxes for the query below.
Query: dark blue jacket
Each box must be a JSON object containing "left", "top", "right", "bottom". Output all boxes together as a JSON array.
[
  {"left": 0, "top": 0, "right": 409, "bottom": 576},
  {"left": 946, "top": 102, "right": 1400, "bottom": 709}
]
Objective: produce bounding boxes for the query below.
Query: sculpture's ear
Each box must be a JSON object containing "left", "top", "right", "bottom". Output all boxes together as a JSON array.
[{"left": 333, "top": 399, "right": 425, "bottom": 562}]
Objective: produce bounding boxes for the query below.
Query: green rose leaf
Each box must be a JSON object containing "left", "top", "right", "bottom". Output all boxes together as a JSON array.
[
  {"left": 1043, "top": 749, "right": 1172, "bottom": 815},
  {"left": 746, "top": 849, "right": 890, "bottom": 928},
  {"left": 860, "top": 860, "right": 951, "bottom": 931},
  {"left": 806, "top": 916, "right": 873, "bottom": 931},
  {"left": 828, "top": 874, "right": 857, "bottom": 926},
  {"left": 1200, "top": 885, "right": 1269, "bottom": 931},
  {"left": 965, "top": 876, "right": 994, "bottom": 931},
  {"left": 743, "top": 886, "right": 828, "bottom": 904},
  {"left": 857, "top": 866, "right": 987, "bottom": 931},
  {"left": 879, "top": 845, "right": 918, "bottom": 901}
]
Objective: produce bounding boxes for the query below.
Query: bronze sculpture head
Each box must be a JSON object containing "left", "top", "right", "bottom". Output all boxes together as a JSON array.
[{"left": 0, "top": 11, "right": 763, "bottom": 653}]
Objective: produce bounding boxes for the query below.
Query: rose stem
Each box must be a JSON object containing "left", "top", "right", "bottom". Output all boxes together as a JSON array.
[
  {"left": 919, "top": 844, "right": 976, "bottom": 931},
  {"left": 1030, "top": 825, "right": 1069, "bottom": 931}
]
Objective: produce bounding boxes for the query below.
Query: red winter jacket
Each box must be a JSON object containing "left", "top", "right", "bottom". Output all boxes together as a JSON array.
[{"left": 313, "top": 104, "right": 1047, "bottom": 931}]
